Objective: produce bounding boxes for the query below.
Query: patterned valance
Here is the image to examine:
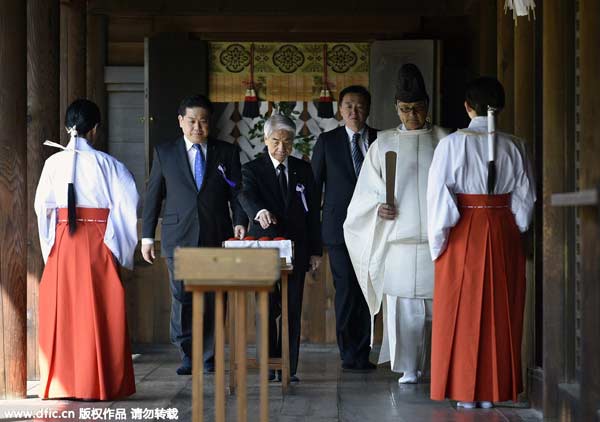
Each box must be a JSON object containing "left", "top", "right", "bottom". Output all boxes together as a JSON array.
[{"left": 209, "top": 42, "right": 370, "bottom": 102}]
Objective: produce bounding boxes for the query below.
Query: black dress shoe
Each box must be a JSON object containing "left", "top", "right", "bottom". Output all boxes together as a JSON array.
[
  {"left": 289, "top": 375, "right": 300, "bottom": 383},
  {"left": 268, "top": 370, "right": 278, "bottom": 382},
  {"left": 356, "top": 361, "right": 377, "bottom": 371},
  {"left": 342, "top": 361, "right": 376, "bottom": 373},
  {"left": 176, "top": 365, "right": 192, "bottom": 375},
  {"left": 204, "top": 363, "right": 215, "bottom": 373}
]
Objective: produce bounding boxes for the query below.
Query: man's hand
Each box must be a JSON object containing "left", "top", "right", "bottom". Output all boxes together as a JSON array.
[
  {"left": 141, "top": 243, "right": 155, "bottom": 264},
  {"left": 234, "top": 225, "right": 247, "bottom": 239},
  {"left": 309, "top": 255, "right": 322, "bottom": 272},
  {"left": 378, "top": 203, "right": 397, "bottom": 220},
  {"left": 257, "top": 210, "right": 277, "bottom": 229}
]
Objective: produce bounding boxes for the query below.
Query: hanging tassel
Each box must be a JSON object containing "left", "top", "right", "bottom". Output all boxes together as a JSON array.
[
  {"left": 317, "top": 45, "right": 334, "bottom": 118},
  {"left": 317, "top": 88, "right": 334, "bottom": 118},
  {"left": 487, "top": 106, "right": 497, "bottom": 195},
  {"left": 242, "top": 43, "right": 260, "bottom": 118},
  {"left": 242, "top": 87, "right": 260, "bottom": 118}
]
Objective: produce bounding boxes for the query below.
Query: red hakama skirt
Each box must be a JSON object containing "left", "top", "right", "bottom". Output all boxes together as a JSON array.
[
  {"left": 430, "top": 194, "right": 525, "bottom": 402},
  {"left": 39, "top": 208, "right": 135, "bottom": 400}
]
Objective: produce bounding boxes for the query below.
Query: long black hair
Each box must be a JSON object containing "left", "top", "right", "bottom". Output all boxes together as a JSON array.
[
  {"left": 64, "top": 99, "right": 101, "bottom": 234},
  {"left": 465, "top": 77, "right": 505, "bottom": 194}
]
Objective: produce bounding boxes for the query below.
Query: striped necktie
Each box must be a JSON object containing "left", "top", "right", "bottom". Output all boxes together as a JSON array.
[
  {"left": 351, "top": 133, "right": 364, "bottom": 176},
  {"left": 193, "top": 144, "right": 205, "bottom": 190}
]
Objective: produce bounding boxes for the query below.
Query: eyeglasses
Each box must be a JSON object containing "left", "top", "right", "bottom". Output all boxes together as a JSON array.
[{"left": 397, "top": 103, "right": 427, "bottom": 114}]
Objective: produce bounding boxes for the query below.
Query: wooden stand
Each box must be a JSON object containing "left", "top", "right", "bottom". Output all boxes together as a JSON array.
[
  {"left": 229, "top": 265, "right": 293, "bottom": 395},
  {"left": 175, "top": 248, "right": 280, "bottom": 422}
]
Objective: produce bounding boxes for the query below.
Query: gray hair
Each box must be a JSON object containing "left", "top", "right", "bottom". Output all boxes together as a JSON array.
[{"left": 264, "top": 114, "right": 296, "bottom": 139}]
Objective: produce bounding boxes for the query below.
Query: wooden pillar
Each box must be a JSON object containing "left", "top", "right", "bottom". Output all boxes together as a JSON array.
[
  {"left": 86, "top": 13, "right": 108, "bottom": 152},
  {"left": 514, "top": 14, "right": 536, "bottom": 396},
  {"left": 27, "top": 0, "right": 60, "bottom": 381},
  {"left": 60, "top": 0, "right": 86, "bottom": 144},
  {"left": 578, "top": 0, "right": 600, "bottom": 420},
  {"left": 497, "top": 1, "right": 514, "bottom": 133},
  {"left": 542, "top": 0, "right": 572, "bottom": 418},
  {"left": 478, "top": 0, "right": 497, "bottom": 76},
  {"left": 0, "top": 0, "right": 28, "bottom": 399}
]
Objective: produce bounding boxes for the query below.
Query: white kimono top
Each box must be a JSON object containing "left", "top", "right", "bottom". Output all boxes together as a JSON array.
[
  {"left": 344, "top": 125, "right": 449, "bottom": 317},
  {"left": 34, "top": 137, "right": 139, "bottom": 270},
  {"left": 427, "top": 116, "right": 536, "bottom": 261}
]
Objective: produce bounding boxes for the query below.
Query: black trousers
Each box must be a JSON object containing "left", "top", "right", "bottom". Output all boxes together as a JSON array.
[
  {"left": 267, "top": 269, "right": 306, "bottom": 377},
  {"left": 327, "top": 244, "right": 372, "bottom": 366},
  {"left": 166, "top": 257, "right": 216, "bottom": 366}
]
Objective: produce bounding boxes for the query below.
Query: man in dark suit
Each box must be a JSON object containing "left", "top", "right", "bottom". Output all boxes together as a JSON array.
[
  {"left": 311, "top": 85, "right": 378, "bottom": 371},
  {"left": 141, "top": 94, "right": 248, "bottom": 375},
  {"left": 240, "top": 114, "right": 322, "bottom": 383}
]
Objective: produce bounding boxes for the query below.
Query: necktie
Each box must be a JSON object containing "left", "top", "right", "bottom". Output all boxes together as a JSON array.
[
  {"left": 351, "top": 133, "right": 364, "bottom": 175},
  {"left": 277, "top": 163, "right": 288, "bottom": 201},
  {"left": 193, "top": 144, "right": 205, "bottom": 190}
]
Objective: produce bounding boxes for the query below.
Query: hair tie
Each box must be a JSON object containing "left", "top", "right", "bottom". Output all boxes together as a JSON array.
[{"left": 66, "top": 125, "right": 78, "bottom": 138}]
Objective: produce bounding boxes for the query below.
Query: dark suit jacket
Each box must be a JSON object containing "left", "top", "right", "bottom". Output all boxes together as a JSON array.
[
  {"left": 142, "top": 136, "right": 248, "bottom": 257},
  {"left": 311, "top": 125, "right": 378, "bottom": 246},
  {"left": 239, "top": 153, "right": 322, "bottom": 273}
]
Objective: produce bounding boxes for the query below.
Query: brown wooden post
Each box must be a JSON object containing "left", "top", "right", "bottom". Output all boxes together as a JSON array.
[
  {"left": 578, "top": 0, "right": 600, "bottom": 419},
  {"left": 479, "top": 0, "right": 497, "bottom": 76},
  {"left": 0, "top": 0, "right": 28, "bottom": 399},
  {"left": 513, "top": 14, "right": 535, "bottom": 397},
  {"left": 60, "top": 0, "right": 86, "bottom": 144},
  {"left": 497, "top": 1, "right": 514, "bottom": 133},
  {"left": 26, "top": 0, "right": 60, "bottom": 382},
  {"left": 86, "top": 13, "right": 108, "bottom": 152},
  {"left": 542, "top": 0, "right": 573, "bottom": 418}
]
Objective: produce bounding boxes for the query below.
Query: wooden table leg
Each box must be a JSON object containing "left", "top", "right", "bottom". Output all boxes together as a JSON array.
[
  {"left": 229, "top": 291, "right": 237, "bottom": 395},
  {"left": 192, "top": 292, "right": 204, "bottom": 422},
  {"left": 281, "top": 272, "right": 290, "bottom": 392},
  {"left": 259, "top": 291, "right": 269, "bottom": 422},
  {"left": 236, "top": 292, "right": 247, "bottom": 422},
  {"left": 215, "top": 291, "right": 226, "bottom": 422}
]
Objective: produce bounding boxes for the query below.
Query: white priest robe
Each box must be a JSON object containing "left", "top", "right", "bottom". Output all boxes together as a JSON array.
[
  {"left": 34, "top": 137, "right": 139, "bottom": 269},
  {"left": 344, "top": 124, "right": 449, "bottom": 373}
]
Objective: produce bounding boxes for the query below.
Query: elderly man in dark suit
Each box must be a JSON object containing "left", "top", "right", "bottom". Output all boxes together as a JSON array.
[
  {"left": 141, "top": 94, "right": 248, "bottom": 375},
  {"left": 311, "top": 85, "right": 378, "bottom": 371},
  {"left": 240, "top": 114, "right": 322, "bottom": 383}
]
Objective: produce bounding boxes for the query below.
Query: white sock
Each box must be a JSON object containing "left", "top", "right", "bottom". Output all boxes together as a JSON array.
[
  {"left": 457, "top": 401, "right": 476, "bottom": 409},
  {"left": 479, "top": 401, "right": 493, "bottom": 408},
  {"left": 398, "top": 371, "right": 418, "bottom": 384}
]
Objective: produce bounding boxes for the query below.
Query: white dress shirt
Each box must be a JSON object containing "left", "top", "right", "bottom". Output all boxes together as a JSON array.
[
  {"left": 255, "top": 153, "right": 289, "bottom": 220},
  {"left": 345, "top": 125, "right": 369, "bottom": 165}
]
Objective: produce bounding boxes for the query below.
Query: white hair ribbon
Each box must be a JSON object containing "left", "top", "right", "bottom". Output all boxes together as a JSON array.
[{"left": 487, "top": 106, "right": 497, "bottom": 162}]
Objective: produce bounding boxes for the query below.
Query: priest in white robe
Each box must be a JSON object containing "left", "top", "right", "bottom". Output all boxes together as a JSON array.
[{"left": 344, "top": 64, "right": 449, "bottom": 384}]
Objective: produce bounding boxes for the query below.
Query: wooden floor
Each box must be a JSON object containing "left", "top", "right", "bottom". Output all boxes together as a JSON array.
[{"left": 4, "top": 345, "right": 542, "bottom": 422}]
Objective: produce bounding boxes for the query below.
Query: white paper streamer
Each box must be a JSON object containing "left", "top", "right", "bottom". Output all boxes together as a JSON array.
[{"left": 505, "top": 0, "right": 536, "bottom": 19}]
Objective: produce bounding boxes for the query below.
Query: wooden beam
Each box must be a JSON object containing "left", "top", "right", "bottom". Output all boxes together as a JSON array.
[
  {"left": 497, "top": 1, "right": 514, "bottom": 132},
  {"left": 60, "top": 0, "right": 86, "bottom": 144},
  {"left": 87, "top": 13, "right": 108, "bottom": 152},
  {"left": 0, "top": 0, "right": 28, "bottom": 399},
  {"left": 578, "top": 0, "right": 600, "bottom": 419},
  {"left": 542, "top": 0, "right": 574, "bottom": 418},
  {"left": 88, "top": 0, "right": 468, "bottom": 17},
  {"left": 26, "top": 0, "right": 60, "bottom": 383}
]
